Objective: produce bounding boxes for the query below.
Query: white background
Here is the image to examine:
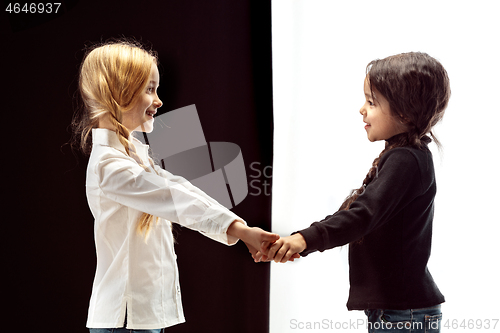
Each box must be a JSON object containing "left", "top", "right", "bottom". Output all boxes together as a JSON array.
[{"left": 270, "top": 1, "right": 500, "bottom": 332}]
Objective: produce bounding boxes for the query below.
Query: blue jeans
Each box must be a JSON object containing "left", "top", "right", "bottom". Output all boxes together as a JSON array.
[
  {"left": 365, "top": 305, "right": 442, "bottom": 333},
  {"left": 89, "top": 329, "right": 162, "bottom": 333}
]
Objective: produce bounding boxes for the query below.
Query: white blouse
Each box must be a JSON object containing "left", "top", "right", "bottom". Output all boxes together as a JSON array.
[{"left": 86, "top": 129, "right": 243, "bottom": 329}]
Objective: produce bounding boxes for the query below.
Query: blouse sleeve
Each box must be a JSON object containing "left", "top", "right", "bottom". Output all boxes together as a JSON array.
[
  {"left": 152, "top": 164, "right": 223, "bottom": 207},
  {"left": 298, "top": 148, "right": 425, "bottom": 256},
  {"left": 95, "top": 152, "right": 244, "bottom": 245}
]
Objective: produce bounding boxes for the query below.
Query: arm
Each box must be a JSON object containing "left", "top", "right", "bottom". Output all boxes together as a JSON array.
[
  {"left": 96, "top": 153, "right": 243, "bottom": 244},
  {"left": 274, "top": 149, "right": 425, "bottom": 258},
  {"left": 153, "top": 163, "right": 286, "bottom": 250},
  {"left": 153, "top": 164, "right": 222, "bottom": 207}
]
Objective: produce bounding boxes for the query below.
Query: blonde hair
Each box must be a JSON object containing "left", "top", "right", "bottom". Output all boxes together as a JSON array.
[{"left": 71, "top": 39, "right": 160, "bottom": 240}]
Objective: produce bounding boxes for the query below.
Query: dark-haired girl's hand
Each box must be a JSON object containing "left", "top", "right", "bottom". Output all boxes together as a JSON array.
[{"left": 262, "top": 233, "right": 306, "bottom": 263}]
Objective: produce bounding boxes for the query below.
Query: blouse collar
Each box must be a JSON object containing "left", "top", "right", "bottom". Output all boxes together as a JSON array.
[{"left": 92, "top": 128, "right": 150, "bottom": 158}]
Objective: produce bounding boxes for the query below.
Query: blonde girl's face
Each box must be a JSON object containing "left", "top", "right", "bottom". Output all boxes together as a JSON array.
[
  {"left": 122, "top": 63, "right": 162, "bottom": 133},
  {"left": 359, "top": 78, "right": 406, "bottom": 142}
]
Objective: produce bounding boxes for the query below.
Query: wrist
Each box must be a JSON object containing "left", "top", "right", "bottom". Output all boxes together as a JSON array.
[
  {"left": 227, "top": 220, "right": 247, "bottom": 240},
  {"left": 294, "top": 232, "right": 307, "bottom": 252}
]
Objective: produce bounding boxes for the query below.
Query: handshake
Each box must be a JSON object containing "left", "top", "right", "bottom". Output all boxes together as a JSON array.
[{"left": 228, "top": 222, "right": 307, "bottom": 263}]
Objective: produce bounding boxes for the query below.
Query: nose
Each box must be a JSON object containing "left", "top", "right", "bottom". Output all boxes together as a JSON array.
[
  {"left": 359, "top": 106, "right": 366, "bottom": 116},
  {"left": 154, "top": 96, "right": 163, "bottom": 109}
]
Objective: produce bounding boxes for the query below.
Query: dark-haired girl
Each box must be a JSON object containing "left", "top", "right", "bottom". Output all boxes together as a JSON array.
[{"left": 261, "top": 52, "right": 450, "bottom": 333}]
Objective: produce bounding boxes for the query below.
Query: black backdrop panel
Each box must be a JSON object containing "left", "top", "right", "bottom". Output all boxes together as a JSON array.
[{"left": 2, "top": 1, "right": 273, "bottom": 332}]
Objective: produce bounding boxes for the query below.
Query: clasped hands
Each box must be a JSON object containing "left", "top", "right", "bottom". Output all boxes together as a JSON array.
[
  {"left": 227, "top": 221, "right": 306, "bottom": 263},
  {"left": 253, "top": 232, "right": 306, "bottom": 263}
]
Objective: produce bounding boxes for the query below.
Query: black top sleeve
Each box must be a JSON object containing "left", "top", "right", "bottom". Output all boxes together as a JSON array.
[{"left": 298, "top": 147, "right": 425, "bottom": 256}]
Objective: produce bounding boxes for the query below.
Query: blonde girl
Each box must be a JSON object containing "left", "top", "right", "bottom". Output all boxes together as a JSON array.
[
  {"left": 261, "top": 52, "right": 450, "bottom": 333},
  {"left": 71, "top": 40, "right": 278, "bottom": 333}
]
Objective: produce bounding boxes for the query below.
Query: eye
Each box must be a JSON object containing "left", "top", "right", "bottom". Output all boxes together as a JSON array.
[{"left": 146, "top": 87, "right": 155, "bottom": 93}]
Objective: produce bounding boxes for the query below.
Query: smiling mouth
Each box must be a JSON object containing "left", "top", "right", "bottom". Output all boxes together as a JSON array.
[{"left": 146, "top": 110, "right": 156, "bottom": 118}]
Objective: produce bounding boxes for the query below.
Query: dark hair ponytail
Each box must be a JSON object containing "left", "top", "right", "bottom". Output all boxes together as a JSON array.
[{"left": 340, "top": 52, "right": 450, "bottom": 215}]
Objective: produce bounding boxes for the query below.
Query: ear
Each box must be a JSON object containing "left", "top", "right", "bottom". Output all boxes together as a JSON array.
[{"left": 399, "top": 114, "right": 410, "bottom": 124}]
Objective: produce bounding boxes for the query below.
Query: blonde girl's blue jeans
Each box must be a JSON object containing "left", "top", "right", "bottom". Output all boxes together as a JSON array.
[{"left": 364, "top": 304, "right": 442, "bottom": 333}]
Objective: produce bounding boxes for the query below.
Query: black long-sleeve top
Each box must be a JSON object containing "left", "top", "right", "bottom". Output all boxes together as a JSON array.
[{"left": 297, "top": 140, "right": 444, "bottom": 310}]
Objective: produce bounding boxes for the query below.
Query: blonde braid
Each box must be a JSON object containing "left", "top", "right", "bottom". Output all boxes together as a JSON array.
[{"left": 108, "top": 111, "right": 160, "bottom": 240}]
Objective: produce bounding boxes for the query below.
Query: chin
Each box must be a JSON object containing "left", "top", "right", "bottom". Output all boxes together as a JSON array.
[{"left": 133, "top": 119, "right": 154, "bottom": 133}]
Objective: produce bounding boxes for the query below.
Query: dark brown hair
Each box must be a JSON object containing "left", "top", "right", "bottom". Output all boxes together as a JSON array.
[{"left": 339, "top": 52, "right": 451, "bottom": 214}]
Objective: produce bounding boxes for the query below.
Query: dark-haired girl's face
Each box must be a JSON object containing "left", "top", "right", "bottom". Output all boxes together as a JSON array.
[{"left": 359, "top": 78, "right": 406, "bottom": 142}]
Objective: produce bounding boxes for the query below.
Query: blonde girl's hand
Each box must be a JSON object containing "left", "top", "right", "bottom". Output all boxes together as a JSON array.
[
  {"left": 227, "top": 221, "right": 280, "bottom": 256},
  {"left": 252, "top": 249, "right": 270, "bottom": 263},
  {"left": 243, "top": 241, "right": 261, "bottom": 258},
  {"left": 262, "top": 233, "right": 307, "bottom": 263}
]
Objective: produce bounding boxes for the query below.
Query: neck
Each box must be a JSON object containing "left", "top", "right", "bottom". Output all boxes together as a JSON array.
[
  {"left": 386, "top": 132, "right": 430, "bottom": 148},
  {"left": 386, "top": 132, "right": 407, "bottom": 144},
  {"left": 98, "top": 116, "right": 116, "bottom": 132},
  {"left": 98, "top": 116, "right": 134, "bottom": 135}
]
